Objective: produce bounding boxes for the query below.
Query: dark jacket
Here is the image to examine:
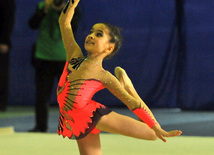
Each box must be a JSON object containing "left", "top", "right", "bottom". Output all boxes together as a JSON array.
[{"left": 0, "top": 0, "right": 16, "bottom": 48}]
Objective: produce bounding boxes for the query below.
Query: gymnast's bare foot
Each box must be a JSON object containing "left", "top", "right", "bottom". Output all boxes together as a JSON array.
[{"left": 114, "top": 66, "right": 134, "bottom": 90}]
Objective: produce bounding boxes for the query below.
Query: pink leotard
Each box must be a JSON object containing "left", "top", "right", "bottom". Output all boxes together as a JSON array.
[{"left": 57, "top": 59, "right": 111, "bottom": 139}]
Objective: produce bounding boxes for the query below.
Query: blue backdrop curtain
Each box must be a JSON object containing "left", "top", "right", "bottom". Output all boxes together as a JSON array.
[{"left": 9, "top": 0, "right": 214, "bottom": 110}]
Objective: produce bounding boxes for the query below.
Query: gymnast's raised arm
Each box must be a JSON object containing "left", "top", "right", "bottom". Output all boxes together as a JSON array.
[{"left": 59, "top": 0, "right": 83, "bottom": 61}]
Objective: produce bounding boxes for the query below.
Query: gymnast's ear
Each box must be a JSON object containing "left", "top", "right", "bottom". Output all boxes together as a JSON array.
[{"left": 106, "top": 44, "right": 115, "bottom": 54}]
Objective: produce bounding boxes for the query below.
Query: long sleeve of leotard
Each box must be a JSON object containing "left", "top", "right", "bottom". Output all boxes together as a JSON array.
[
  {"left": 102, "top": 71, "right": 141, "bottom": 109},
  {"left": 59, "top": 0, "right": 82, "bottom": 60},
  {"left": 102, "top": 71, "right": 157, "bottom": 127}
]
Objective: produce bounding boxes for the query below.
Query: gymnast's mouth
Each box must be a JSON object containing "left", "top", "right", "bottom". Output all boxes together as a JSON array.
[{"left": 86, "top": 40, "right": 94, "bottom": 45}]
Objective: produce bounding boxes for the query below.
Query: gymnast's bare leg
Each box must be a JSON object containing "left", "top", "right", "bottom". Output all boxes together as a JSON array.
[
  {"left": 77, "top": 133, "right": 102, "bottom": 155},
  {"left": 77, "top": 113, "right": 158, "bottom": 155}
]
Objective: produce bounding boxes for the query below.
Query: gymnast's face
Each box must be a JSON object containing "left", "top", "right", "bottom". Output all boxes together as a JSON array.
[{"left": 84, "top": 23, "right": 114, "bottom": 57}]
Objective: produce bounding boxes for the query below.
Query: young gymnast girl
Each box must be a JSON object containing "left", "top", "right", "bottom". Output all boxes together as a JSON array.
[{"left": 57, "top": 0, "right": 182, "bottom": 154}]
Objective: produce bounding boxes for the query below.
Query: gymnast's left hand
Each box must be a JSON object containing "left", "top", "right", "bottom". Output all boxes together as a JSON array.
[{"left": 152, "top": 124, "right": 182, "bottom": 142}]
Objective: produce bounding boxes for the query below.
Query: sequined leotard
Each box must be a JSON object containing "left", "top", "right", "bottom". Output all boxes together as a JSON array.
[
  {"left": 57, "top": 0, "right": 157, "bottom": 139},
  {"left": 57, "top": 58, "right": 112, "bottom": 139}
]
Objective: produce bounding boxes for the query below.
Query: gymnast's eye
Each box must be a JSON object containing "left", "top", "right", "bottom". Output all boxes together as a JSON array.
[
  {"left": 96, "top": 32, "right": 103, "bottom": 37},
  {"left": 89, "top": 30, "right": 93, "bottom": 34}
]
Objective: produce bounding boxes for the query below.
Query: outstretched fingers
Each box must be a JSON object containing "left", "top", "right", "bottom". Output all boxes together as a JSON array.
[
  {"left": 153, "top": 125, "right": 182, "bottom": 142},
  {"left": 160, "top": 130, "right": 182, "bottom": 142},
  {"left": 159, "top": 135, "right": 167, "bottom": 143},
  {"left": 154, "top": 129, "right": 167, "bottom": 142},
  {"left": 166, "top": 130, "right": 182, "bottom": 137}
]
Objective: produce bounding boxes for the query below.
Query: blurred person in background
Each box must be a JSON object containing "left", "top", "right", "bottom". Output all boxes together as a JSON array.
[
  {"left": 28, "top": 0, "right": 81, "bottom": 132},
  {"left": 0, "top": 0, "right": 16, "bottom": 112}
]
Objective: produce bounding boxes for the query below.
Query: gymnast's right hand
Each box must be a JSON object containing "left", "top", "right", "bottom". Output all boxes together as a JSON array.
[
  {"left": 152, "top": 124, "right": 182, "bottom": 142},
  {"left": 70, "top": 0, "right": 80, "bottom": 8}
]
